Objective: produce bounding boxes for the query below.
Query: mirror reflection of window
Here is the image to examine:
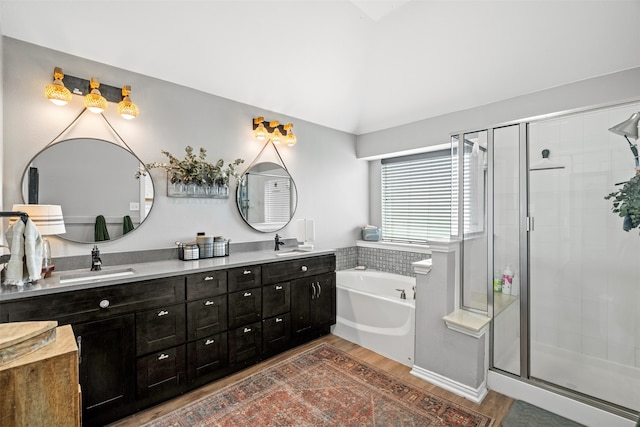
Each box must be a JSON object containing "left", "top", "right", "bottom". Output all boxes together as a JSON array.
[{"left": 264, "top": 178, "right": 291, "bottom": 223}]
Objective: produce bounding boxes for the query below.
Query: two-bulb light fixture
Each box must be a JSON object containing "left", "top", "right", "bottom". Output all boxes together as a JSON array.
[
  {"left": 253, "top": 117, "right": 297, "bottom": 146},
  {"left": 44, "top": 67, "right": 139, "bottom": 119}
]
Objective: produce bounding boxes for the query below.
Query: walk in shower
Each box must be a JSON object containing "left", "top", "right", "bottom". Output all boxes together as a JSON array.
[{"left": 455, "top": 101, "right": 640, "bottom": 419}]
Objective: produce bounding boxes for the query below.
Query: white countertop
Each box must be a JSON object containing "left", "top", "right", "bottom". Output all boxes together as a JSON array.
[{"left": 0, "top": 248, "right": 336, "bottom": 302}]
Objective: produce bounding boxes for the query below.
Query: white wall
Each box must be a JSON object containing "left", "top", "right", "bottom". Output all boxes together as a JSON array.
[{"left": 2, "top": 37, "right": 369, "bottom": 257}]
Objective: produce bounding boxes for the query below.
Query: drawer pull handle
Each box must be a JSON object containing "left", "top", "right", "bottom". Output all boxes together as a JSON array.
[
  {"left": 99, "top": 299, "right": 110, "bottom": 309},
  {"left": 275, "top": 317, "right": 283, "bottom": 323},
  {"left": 243, "top": 292, "right": 252, "bottom": 297},
  {"left": 157, "top": 310, "right": 169, "bottom": 317},
  {"left": 205, "top": 339, "right": 215, "bottom": 345},
  {"left": 301, "top": 265, "right": 308, "bottom": 272},
  {"left": 243, "top": 270, "right": 252, "bottom": 275},
  {"left": 204, "top": 300, "right": 215, "bottom": 306},
  {"left": 204, "top": 276, "right": 215, "bottom": 281},
  {"left": 158, "top": 353, "right": 169, "bottom": 360},
  {"left": 244, "top": 327, "right": 252, "bottom": 333},
  {"left": 275, "top": 285, "right": 283, "bottom": 290},
  {"left": 76, "top": 336, "right": 82, "bottom": 364}
]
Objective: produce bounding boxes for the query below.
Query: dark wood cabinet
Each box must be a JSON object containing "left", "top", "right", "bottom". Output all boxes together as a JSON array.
[
  {"left": 0, "top": 253, "right": 335, "bottom": 426},
  {"left": 73, "top": 315, "right": 136, "bottom": 427}
]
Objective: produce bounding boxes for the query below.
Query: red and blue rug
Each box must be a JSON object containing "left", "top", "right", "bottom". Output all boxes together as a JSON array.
[{"left": 143, "top": 344, "right": 493, "bottom": 426}]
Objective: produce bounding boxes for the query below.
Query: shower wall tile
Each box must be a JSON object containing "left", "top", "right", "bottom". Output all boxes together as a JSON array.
[{"left": 355, "top": 246, "right": 430, "bottom": 277}]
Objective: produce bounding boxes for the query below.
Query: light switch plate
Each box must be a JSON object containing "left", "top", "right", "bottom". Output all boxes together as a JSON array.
[{"left": 129, "top": 202, "right": 140, "bottom": 211}]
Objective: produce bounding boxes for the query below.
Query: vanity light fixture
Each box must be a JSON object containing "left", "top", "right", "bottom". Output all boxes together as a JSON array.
[
  {"left": 254, "top": 117, "right": 268, "bottom": 140},
  {"left": 44, "top": 67, "right": 73, "bottom": 106},
  {"left": 609, "top": 112, "right": 640, "bottom": 169},
  {"left": 284, "top": 123, "right": 297, "bottom": 147},
  {"left": 270, "top": 121, "right": 283, "bottom": 144},
  {"left": 252, "top": 117, "right": 297, "bottom": 146},
  {"left": 84, "top": 77, "right": 108, "bottom": 113},
  {"left": 117, "top": 85, "right": 139, "bottom": 120}
]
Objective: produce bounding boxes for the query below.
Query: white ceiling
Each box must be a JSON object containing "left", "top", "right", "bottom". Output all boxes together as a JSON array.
[{"left": 1, "top": 1, "right": 639, "bottom": 135}]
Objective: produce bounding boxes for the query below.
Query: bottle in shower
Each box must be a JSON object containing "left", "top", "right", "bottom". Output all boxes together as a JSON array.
[{"left": 502, "top": 265, "right": 513, "bottom": 294}]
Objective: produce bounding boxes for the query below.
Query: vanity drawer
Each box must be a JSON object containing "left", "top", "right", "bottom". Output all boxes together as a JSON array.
[
  {"left": 136, "top": 303, "right": 186, "bottom": 355},
  {"left": 186, "top": 332, "right": 228, "bottom": 385},
  {"left": 262, "top": 281, "right": 290, "bottom": 318},
  {"left": 263, "top": 313, "right": 291, "bottom": 357},
  {"left": 186, "top": 295, "right": 228, "bottom": 341},
  {"left": 261, "top": 255, "right": 336, "bottom": 285},
  {"left": 185, "top": 270, "right": 227, "bottom": 300},
  {"left": 136, "top": 344, "right": 186, "bottom": 408},
  {"left": 228, "top": 288, "right": 262, "bottom": 329},
  {"left": 1, "top": 277, "right": 185, "bottom": 325},
  {"left": 228, "top": 265, "right": 261, "bottom": 292},
  {"left": 228, "top": 322, "right": 262, "bottom": 366}
]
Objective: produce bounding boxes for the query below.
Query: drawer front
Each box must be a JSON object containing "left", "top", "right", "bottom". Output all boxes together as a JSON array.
[
  {"left": 228, "top": 288, "right": 262, "bottom": 329},
  {"left": 136, "top": 303, "right": 186, "bottom": 355},
  {"left": 185, "top": 270, "right": 227, "bottom": 300},
  {"left": 1, "top": 277, "right": 185, "bottom": 325},
  {"left": 228, "top": 265, "right": 262, "bottom": 292},
  {"left": 262, "top": 282, "right": 290, "bottom": 318},
  {"left": 186, "top": 295, "right": 228, "bottom": 341},
  {"left": 263, "top": 313, "right": 291, "bottom": 356},
  {"left": 228, "top": 322, "right": 262, "bottom": 366},
  {"left": 136, "top": 344, "right": 186, "bottom": 406},
  {"left": 186, "top": 332, "right": 228, "bottom": 384},
  {"left": 261, "top": 255, "right": 336, "bottom": 284}
]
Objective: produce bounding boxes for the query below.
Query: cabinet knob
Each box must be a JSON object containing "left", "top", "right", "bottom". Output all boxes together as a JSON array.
[
  {"left": 275, "top": 317, "right": 283, "bottom": 323},
  {"left": 204, "top": 276, "right": 215, "bottom": 281},
  {"left": 243, "top": 292, "right": 252, "bottom": 297},
  {"left": 99, "top": 299, "right": 110, "bottom": 309},
  {"left": 205, "top": 339, "right": 215, "bottom": 345},
  {"left": 243, "top": 270, "right": 252, "bottom": 275},
  {"left": 158, "top": 353, "right": 169, "bottom": 360},
  {"left": 204, "top": 300, "right": 215, "bottom": 306},
  {"left": 301, "top": 265, "right": 308, "bottom": 272},
  {"left": 244, "top": 327, "right": 252, "bottom": 333},
  {"left": 275, "top": 285, "right": 283, "bottom": 290},
  {"left": 157, "top": 310, "right": 169, "bottom": 317}
]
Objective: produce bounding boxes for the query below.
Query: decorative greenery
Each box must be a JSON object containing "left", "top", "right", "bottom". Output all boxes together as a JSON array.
[
  {"left": 136, "top": 146, "right": 244, "bottom": 186},
  {"left": 604, "top": 172, "right": 640, "bottom": 233}
]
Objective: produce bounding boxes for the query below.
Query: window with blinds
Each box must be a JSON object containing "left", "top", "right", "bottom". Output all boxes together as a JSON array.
[{"left": 381, "top": 150, "right": 452, "bottom": 243}]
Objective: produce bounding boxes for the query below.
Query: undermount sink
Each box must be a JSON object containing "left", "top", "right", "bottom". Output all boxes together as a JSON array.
[
  {"left": 59, "top": 268, "right": 136, "bottom": 284},
  {"left": 274, "top": 249, "right": 311, "bottom": 257}
]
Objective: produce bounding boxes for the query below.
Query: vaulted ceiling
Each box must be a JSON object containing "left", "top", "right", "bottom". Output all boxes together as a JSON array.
[{"left": 1, "top": 1, "right": 639, "bottom": 135}]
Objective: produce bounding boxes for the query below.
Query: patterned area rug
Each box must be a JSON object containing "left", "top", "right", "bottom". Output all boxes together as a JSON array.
[{"left": 142, "top": 343, "right": 493, "bottom": 426}]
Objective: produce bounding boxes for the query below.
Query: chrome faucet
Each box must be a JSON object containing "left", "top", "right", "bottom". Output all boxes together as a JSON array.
[
  {"left": 91, "top": 245, "right": 102, "bottom": 271},
  {"left": 396, "top": 288, "right": 407, "bottom": 299},
  {"left": 274, "top": 234, "right": 285, "bottom": 251}
]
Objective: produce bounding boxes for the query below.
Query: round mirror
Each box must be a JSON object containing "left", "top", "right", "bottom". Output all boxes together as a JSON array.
[
  {"left": 21, "top": 138, "right": 155, "bottom": 243},
  {"left": 236, "top": 162, "right": 297, "bottom": 232}
]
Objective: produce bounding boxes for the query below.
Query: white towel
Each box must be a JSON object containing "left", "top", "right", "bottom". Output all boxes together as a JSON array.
[{"left": 4, "top": 218, "right": 43, "bottom": 286}]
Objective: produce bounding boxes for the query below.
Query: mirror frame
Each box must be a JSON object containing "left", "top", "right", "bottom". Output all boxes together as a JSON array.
[
  {"left": 236, "top": 161, "right": 298, "bottom": 233},
  {"left": 21, "top": 138, "right": 155, "bottom": 243}
]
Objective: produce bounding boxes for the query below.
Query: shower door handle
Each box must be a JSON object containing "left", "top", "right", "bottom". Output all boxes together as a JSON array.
[{"left": 527, "top": 216, "right": 534, "bottom": 232}]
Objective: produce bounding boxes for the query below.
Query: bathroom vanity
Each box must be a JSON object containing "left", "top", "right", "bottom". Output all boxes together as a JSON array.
[{"left": 0, "top": 250, "right": 336, "bottom": 426}]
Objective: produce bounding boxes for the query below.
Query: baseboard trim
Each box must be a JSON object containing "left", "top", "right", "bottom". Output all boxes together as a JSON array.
[{"left": 410, "top": 365, "right": 488, "bottom": 404}]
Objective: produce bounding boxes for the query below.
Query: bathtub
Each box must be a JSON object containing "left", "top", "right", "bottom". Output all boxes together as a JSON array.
[{"left": 331, "top": 269, "right": 415, "bottom": 367}]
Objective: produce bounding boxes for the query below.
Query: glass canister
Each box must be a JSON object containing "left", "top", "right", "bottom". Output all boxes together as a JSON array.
[
  {"left": 196, "top": 233, "right": 214, "bottom": 258},
  {"left": 182, "top": 243, "right": 199, "bottom": 260},
  {"left": 213, "top": 236, "right": 226, "bottom": 257}
]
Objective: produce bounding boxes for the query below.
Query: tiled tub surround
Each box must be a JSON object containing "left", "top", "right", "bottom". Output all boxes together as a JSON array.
[{"left": 336, "top": 242, "right": 430, "bottom": 276}]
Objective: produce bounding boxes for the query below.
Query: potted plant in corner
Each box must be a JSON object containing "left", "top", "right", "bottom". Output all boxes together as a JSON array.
[{"left": 604, "top": 171, "right": 640, "bottom": 233}]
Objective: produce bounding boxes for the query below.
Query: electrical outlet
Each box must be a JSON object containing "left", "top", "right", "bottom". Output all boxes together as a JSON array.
[{"left": 129, "top": 202, "right": 140, "bottom": 211}]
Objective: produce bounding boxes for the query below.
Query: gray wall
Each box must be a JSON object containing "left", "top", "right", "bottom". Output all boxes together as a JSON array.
[{"left": 2, "top": 37, "right": 369, "bottom": 258}]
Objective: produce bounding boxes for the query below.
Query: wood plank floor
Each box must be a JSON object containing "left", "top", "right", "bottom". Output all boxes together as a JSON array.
[{"left": 109, "top": 334, "right": 514, "bottom": 426}]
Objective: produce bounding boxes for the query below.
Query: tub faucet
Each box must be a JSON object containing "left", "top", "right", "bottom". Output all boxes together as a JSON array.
[
  {"left": 91, "top": 245, "right": 102, "bottom": 271},
  {"left": 274, "top": 234, "right": 285, "bottom": 251},
  {"left": 396, "top": 288, "right": 407, "bottom": 300}
]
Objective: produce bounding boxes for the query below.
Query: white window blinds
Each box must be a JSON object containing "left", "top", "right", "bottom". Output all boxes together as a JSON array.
[{"left": 381, "top": 150, "right": 452, "bottom": 243}]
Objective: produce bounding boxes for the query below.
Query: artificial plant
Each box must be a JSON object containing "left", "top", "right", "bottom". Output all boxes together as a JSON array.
[{"left": 604, "top": 172, "right": 640, "bottom": 233}]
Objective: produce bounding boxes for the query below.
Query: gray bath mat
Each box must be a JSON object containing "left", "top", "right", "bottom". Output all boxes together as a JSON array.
[{"left": 503, "top": 400, "right": 584, "bottom": 426}]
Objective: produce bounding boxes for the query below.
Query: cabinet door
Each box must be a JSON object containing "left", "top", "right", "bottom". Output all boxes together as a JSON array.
[
  {"left": 263, "top": 281, "right": 290, "bottom": 318},
  {"left": 228, "top": 288, "right": 262, "bottom": 329},
  {"left": 186, "top": 295, "right": 227, "bottom": 341},
  {"left": 291, "top": 278, "right": 312, "bottom": 337},
  {"left": 73, "top": 314, "right": 135, "bottom": 427},
  {"left": 136, "top": 303, "right": 186, "bottom": 355},
  {"left": 136, "top": 345, "right": 186, "bottom": 409},
  {"left": 263, "top": 314, "right": 291, "bottom": 357},
  {"left": 228, "top": 322, "right": 262, "bottom": 366},
  {"left": 311, "top": 273, "right": 336, "bottom": 329},
  {"left": 186, "top": 332, "right": 228, "bottom": 386}
]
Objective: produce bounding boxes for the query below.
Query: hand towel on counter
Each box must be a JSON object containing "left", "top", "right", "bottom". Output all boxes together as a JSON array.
[
  {"left": 4, "top": 218, "right": 43, "bottom": 286},
  {"left": 123, "top": 215, "right": 134, "bottom": 235},
  {"left": 94, "top": 215, "right": 110, "bottom": 241}
]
